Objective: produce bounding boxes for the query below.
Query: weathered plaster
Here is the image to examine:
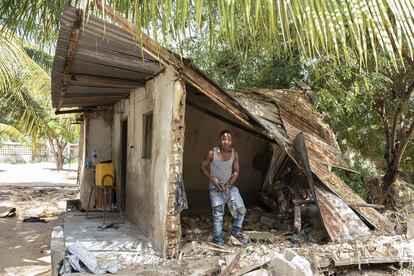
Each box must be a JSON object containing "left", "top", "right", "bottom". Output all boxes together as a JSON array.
[{"left": 112, "top": 66, "right": 181, "bottom": 255}]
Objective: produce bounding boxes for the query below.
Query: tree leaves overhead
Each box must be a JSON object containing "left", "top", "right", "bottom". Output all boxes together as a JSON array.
[
  {"left": 2, "top": 0, "right": 414, "bottom": 68},
  {"left": 0, "top": 29, "right": 52, "bottom": 139}
]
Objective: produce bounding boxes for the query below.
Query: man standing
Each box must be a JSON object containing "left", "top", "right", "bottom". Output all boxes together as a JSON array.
[{"left": 201, "top": 130, "right": 248, "bottom": 245}]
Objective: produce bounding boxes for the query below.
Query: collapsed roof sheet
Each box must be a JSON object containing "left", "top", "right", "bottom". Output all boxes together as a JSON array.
[
  {"left": 228, "top": 89, "right": 352, "bottom": 171},
  {"left": 227, "top": 89, "right": 392, "bottom": 238}
]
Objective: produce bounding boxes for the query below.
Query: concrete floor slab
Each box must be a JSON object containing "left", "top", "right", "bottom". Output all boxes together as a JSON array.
[{"left": 62, "top": 212, "right": 164, "bottom": 271}]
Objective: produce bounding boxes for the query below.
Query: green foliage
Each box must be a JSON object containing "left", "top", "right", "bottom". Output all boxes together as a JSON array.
[
  {"left": 48, "top": 117, "right": 78, "bottom": 145},
  {"left": 182, "top": 35, "right": 304, "bottom": 89},
  {"left": 2, "top": 1, "right": 414, "bottom": 69},
  {"left": 0, "top": 29, "right": 78, "bottom": 151},
  {"left": 333, "top": 157, "right": 378, "bottom": 200},
  {"left": 308, "top": 51, "right": 414, "bottom": 174}
]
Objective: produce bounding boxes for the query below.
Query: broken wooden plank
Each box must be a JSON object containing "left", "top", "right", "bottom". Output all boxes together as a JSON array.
[
  {"left": 348, "top": 203, "right": 384, "bottom": 209},
  {"left": 263, "top": 144, "right": 287, "bottom": 190},
  {"left": 293, "top": 132, "right": 318, "bottom": 202},
  {"left": 294, "top": 203, "right": 302, "bottom": 232},
  {"left": 58, "top": 9, "right": 82, "bottom": 110},
  {"left": 218, "top": 250, "right": 244, "bottom": 276}
]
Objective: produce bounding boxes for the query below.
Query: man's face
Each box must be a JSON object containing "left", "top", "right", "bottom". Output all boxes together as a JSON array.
[{"left": 219, "top": 133, "right": 232, "bottom": 151}]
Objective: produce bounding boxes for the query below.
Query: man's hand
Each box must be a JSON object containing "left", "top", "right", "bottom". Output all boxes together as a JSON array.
[
  {"left": 210, "top": 177, "right": 224, "bottom": 192},
  {"left": 222, "top": 182, "right": 231, "bottom": 193}
]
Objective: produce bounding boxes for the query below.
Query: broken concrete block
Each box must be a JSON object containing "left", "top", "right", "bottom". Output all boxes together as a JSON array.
[
  {"left": 268, "top": 255, "right": 300, "bottom": 276},
  {"left": 228, "top": 235, "right": 243, "bottom": 246},
  {"left": 268, "top": 254, "right": 313, "bottom": 276},
  {"left": 290, "top": 255, "right": 313, "bottom": 276},
  {"left": 283, "top": 248, "right": 299, "bottom": 261}
]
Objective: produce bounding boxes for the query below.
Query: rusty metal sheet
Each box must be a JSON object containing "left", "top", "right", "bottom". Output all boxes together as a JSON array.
[
  {"left": 228, "top": 91, "right": 290, "bottom": 145},
  {"left": 283, "top": 119, "right": 354, "bottom": 171},
  {"left": 291, "top": 132, "right": 369, "bottom": 241},
  {"left": 310, "top": 160, "right": 392, "bottom": 234},
  {"left": 314, "top": 183, "right": 369, "bottom": 241},
  {"left": 229, "top": 91, "right": 282, "bottom": 124},
  {"left": 228, "top": 88, "right": 354, "bottom": 172}
]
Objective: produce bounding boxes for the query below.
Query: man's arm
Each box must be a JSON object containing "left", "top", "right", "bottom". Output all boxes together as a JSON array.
[
  {"left": 201, "top": 150, "right": 222, "bottom": 191},
  {"left": 225, "top": 151, "right": 239, "bottom": 190}
]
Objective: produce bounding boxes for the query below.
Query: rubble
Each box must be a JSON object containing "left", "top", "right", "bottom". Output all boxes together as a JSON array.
[{"left": 178, "top": 208, "right": 414, "bottom": 275}]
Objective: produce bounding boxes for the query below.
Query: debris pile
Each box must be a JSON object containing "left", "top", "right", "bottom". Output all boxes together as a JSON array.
[
  {"left": 181, "top": 204, "right": 328, "bottom": 247},
  {"left": 60, "top": 242, "right": 120, "bottom": 274},
  {"left": 297, "top": 234, "right": 414, "bottom": 273},
  {"left": 174, "top": 233, "right": 414, "bottom": 275}
]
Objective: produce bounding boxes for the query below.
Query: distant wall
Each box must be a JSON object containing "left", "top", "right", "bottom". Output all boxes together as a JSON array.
[{"left": 79, "top": 111, "right": 113, "bottom": 209}]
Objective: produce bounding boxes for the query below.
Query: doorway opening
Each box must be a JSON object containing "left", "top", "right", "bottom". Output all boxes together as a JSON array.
[{"left": 120, "top": 119, "right": 128, "bottom": 211}]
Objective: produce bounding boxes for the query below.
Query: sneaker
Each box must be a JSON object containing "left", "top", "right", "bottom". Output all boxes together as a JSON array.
[
  {"left": 215, "top": 240, "right": 225, "bottom": 246},
  {"left": 231, "top": 232, "right": 249, "bottom": 245}
]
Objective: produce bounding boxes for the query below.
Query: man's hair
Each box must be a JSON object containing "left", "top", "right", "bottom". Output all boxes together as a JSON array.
[{"left": 219, "top": 129, "right": 232, "bottom": 138}]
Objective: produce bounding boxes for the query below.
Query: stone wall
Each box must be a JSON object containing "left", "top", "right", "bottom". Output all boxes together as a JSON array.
[{"left": 165, "top": 80, "right": 186, "bottom": 257}]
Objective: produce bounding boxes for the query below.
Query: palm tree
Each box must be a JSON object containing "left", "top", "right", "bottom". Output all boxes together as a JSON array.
[
  {"left": 0, "top": 30, "right": 78, "bottom": 169},
  {"left": 0, "top": 29, "right": 52, "bottom": 140},
  {"left": 1, "top": 0, "right": 414, "bottom": 68}
]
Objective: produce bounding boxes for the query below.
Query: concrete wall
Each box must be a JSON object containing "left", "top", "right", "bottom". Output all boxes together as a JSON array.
[
  {"left": 112, "top": 67, "right": 180, "bottom": 255},
  {"left": 79, "top": 111, "right": 113, "bottom": 209},
  {"left": 182, "top": 99, "right": 270, "bottom": 215}
]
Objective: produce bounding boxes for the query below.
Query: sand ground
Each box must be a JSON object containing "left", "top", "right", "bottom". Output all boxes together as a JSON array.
[{"left": 0, "top": 162, "right": 78, "bottom": 276}]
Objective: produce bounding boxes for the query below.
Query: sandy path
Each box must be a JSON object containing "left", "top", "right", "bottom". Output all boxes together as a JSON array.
[
  {"left": 0, "top": 163, "right": 79, "bottom": 276},
  {"left": 0, "top": 162, "right": 78, "bottom": 187}
]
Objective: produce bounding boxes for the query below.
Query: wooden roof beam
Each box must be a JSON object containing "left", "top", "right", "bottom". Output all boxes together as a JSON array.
[
  {"left": 67, "top": 74, "right": 144, "bottom": 89},
  {"left": 58, "top": 9, "right": 82, "bottom": 110}
]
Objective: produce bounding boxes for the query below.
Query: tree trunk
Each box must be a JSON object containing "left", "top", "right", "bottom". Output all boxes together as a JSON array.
[
  {"left": 55, "top": 145, "right": 66, "bottom": 171},
  {"left": 55, "top": 151, "right": 63, "bottom": 171},
  {"left": 381, "top": 162, "right": 400, "bottom": 209}
]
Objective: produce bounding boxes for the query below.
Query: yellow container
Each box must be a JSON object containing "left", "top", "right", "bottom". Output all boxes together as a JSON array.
[{"left": 95, "top": 163, "right": 115, "bottom": 187}]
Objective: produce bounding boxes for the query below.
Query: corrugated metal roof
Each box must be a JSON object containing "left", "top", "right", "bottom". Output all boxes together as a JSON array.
[
  {"left": 227, "top": 88, "right": 392, "bottom": 237},
  {"left": 51, "top": 7, "right": 164, "bottom": 108},
  {"left": 229, "top": 89, "right": 352, "bottom": 171}
]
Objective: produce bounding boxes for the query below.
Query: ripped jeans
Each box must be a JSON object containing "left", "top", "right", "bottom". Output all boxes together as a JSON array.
[{"left": 209, "top": 186, "right": 246, "bottom": 244}]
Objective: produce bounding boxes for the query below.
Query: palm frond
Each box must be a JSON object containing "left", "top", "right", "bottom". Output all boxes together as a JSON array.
[
  {"left": 0, "top": 30, "right": 52, "bottom": 138},
  {"left": 0, "top": 123, "right": 28, "bottom": 144},
  {"left": 2, "top": 1, "right": 414, "bottom": 68}
]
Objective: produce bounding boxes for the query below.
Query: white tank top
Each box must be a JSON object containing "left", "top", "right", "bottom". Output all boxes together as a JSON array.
[{"left": 209, "top": 147, "right": 234, "bottom": 189}]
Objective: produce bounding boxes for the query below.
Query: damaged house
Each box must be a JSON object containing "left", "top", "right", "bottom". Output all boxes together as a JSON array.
[{"left": 52, "top": 6, "right": 391, "bottom": 257}]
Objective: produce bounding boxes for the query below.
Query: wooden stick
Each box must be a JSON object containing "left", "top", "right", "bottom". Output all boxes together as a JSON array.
[
  {"left": 218, "top": 250, "right": 244, "bottom": 276},
  {"left": 349, "top": 203, "right": 385, "bottom": 209}
]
